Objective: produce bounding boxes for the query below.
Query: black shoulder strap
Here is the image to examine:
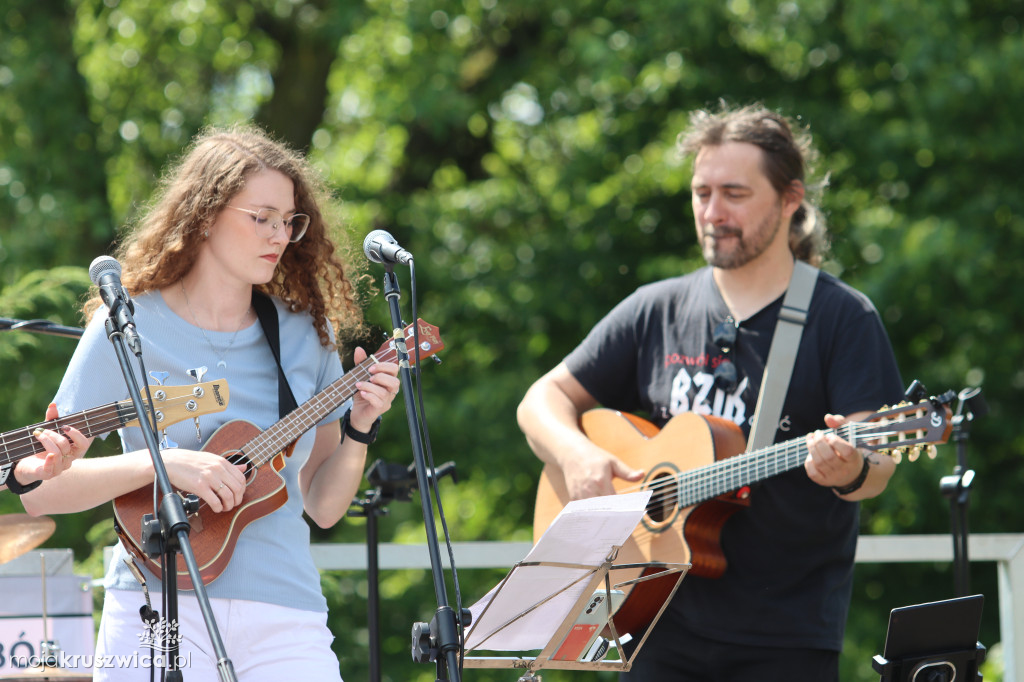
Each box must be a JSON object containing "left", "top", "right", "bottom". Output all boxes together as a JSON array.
[{"left": 251, "top": 291, "right": 299, "bottom": 418}]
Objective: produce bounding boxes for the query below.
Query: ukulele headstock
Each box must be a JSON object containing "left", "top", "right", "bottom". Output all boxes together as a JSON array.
[{"left": 371, "top": 319, "right": 444, "bottom": 366}]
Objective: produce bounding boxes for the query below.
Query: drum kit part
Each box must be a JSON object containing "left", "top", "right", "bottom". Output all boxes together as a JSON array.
[
  {"left": 0, "top": 515, "right": 56, "bottom": 564},
  {"left": 0, "top": 514, "right": 90, "bottom": 681}
]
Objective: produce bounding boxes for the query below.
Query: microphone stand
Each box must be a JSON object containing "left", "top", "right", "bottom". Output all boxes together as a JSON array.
[
  {"left": 0, "top": 317, "right": 84, "bottom": 339},
  {"left": 378, "top": 265, "right": 463, "bottom": 682},
  {"left": 939, "top": 387, "right": 986, "bottom": 597},
  {"left": 100, "top": 311, "right": 237, "bottom": 682}
]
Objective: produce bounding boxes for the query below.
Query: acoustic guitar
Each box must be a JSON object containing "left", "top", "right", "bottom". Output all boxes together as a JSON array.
[
  {"left": 1, "top": 380, "right": 230, "bottom": 478},
  {"left": 533, "top": 397, "right": 953, "bottom": 635},
  {"left": 113, "top": 319, "right": 443, "bottom": 589}
]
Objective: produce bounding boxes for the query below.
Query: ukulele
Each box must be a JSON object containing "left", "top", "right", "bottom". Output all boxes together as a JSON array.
[
  {"left": 113, "top": 319, "right": 443, "bottom": 589},
  {"left": 533, "top": 396, "right": 953, "bottom": 636},
  {"left": 1, "top": 380, "right": 229, "bottom": 478}
]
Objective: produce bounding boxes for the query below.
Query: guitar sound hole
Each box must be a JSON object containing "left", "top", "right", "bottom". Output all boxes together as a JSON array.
[
  {"left": 226, "top": 451, "right": 256, "bottom": 482},
  {"left": 645, "top": 471, "right": 678, "bottom": 523}
]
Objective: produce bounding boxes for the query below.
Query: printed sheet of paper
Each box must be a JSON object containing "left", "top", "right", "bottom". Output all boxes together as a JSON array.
[{"left": 465, "top": 491, "right": 651, "bottom": 652}]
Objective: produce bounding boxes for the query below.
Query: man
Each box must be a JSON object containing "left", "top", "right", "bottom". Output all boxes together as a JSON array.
[{"left": 517, "top": 103, "right": 903, "bottom": 680}]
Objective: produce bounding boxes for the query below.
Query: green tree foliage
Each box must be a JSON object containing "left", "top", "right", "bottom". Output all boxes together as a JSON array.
[{"left": 1, "top": 0, "right": 1021, "bottom": 680}]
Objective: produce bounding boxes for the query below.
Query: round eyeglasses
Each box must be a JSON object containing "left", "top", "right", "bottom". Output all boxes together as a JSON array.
[{"left": 226, "top": 205, "right": 310, "bottom": 243}]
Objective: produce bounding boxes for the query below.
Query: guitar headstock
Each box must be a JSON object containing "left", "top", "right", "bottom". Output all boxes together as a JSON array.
[
  {"left": 856, "top": 396, "right": 953, "bottom": 463},
  {"left": 372, "top": 319, "right": 444, "bottom": 366},
  {"left": 126, "top": 380, "right": 231, "bottom": 430}
]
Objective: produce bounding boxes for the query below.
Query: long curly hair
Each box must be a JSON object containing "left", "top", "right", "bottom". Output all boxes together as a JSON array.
[
  {"left": 677, "top": 102, "right": 830, "bottom": 266},
  {"left": 84, "top": 124, "right": 362, "bottom": 347}
]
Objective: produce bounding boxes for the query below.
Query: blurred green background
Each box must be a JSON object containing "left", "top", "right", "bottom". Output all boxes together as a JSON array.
[{"left": 1, "top": 0, "right": 1021, "bottom": 680}]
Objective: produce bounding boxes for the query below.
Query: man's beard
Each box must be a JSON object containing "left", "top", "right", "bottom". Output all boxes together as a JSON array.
[{"left": 701, "top": 201, "right": 784, "bottom": 270}]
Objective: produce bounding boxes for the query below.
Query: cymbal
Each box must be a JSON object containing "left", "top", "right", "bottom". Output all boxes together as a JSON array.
[{"left": 0, "top": 514, "right": 56, "bottom": 564}]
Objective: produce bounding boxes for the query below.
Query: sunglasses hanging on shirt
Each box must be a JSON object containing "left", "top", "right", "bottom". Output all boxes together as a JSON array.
[{"left": 712, "top": 316, "right": 740, "bottom": 392}]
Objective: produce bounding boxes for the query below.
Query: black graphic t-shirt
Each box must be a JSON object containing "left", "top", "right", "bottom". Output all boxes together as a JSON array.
[{"left": 564, "top": 265, "right": 903, "bottom": 651}]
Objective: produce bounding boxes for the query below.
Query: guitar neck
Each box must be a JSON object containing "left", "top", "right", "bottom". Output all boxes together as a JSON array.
[
  {"left": 0, "top": 400, "right": 136, "bottom": 467},
  {"left": 234, "top": 319, "right": 443, "bottom": 465},
  {"left": 678, "top": 423, "right": 854, "bottom": 507},
  {"left": 242, "top": 360, "right": 376, "bottom": 465}
]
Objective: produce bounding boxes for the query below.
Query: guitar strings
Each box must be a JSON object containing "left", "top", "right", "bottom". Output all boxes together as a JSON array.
[
  {"left": 624, "top": 418, "right": 920, "bottom": 501},
  {"left": 114, "top": 338, "right": 416, "bottom": 583},
  {"left": 618, "top": 425, "right": 856, "bottom": 546},
  {"left": 610, "top": 419, "right": 920, "bottom": 546},
  {"left": 613, "top": 421, "right": 855, "bottom": 497},
  {"left": 614, "top": 422, "right": 872, "bottom": 511},
  {"left": 176, "top": 352, "right": 384, "bottom": 523},
  {"left": 0, "top": 394, "right": 218, "bottom": 466}
]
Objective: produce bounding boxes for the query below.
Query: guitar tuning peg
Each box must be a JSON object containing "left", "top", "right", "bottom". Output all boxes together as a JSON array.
[
  {"left": 890, "top": 449, "right": 903, "bottom": 465},
  {"left": 908, "top": 446, "right": 921, "bottom": 463},
  {"left": 186, "top": 366, "right": 208, "bottom": 443},
  {"left": 926, "top": 445, "right": 938, "bottom": 460}
]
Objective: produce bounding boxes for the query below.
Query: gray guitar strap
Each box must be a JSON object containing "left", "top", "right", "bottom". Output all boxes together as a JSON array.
[{"left": 746, "top": 260, "right": 819, "bottom": 452}]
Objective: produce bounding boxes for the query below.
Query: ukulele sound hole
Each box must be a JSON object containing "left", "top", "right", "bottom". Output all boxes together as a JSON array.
[
  {"left": 645, "top": 471, "right": 679, "bottom": 523},
  {"left": 226, "top": 451, "right": 256, "bottom": 482}
]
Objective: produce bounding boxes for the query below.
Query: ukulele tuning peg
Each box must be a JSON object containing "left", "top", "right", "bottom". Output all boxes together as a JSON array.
[
  {"left": 908, "top": 446, "right": 921, "bottom": 463},
  {"left": 890, "top": 449, "right": 903, "bottom": 465},
  {"left": 926, "top": 445, "right": 938, "bottom": 460}
]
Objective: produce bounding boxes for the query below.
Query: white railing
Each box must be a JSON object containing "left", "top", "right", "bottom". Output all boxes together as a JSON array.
[
  {"left": 307, "top": 533, "right": 1023, "bottom": 682},
  {"left": 100, "top": 534, "right": 1020, "bottom": 678}
]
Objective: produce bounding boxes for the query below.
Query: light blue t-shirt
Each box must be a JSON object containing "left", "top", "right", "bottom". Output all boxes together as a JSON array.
[{"left": 55, "top": 291, "right": 348, "bottom": 612}]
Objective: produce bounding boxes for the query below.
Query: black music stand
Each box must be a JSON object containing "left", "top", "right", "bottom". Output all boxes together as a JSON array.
[{"left": 872, "top": 594, "right": 986, "bottom": 682}]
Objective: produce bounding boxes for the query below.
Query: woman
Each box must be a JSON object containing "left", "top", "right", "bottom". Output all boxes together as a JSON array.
[{"left": 22, "top": 124, "right": 400, "bottom": 681}]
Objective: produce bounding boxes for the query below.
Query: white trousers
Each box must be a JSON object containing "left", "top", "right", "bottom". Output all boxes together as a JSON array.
[{"left": 93, "top": 588, "right": 343, "bottom": 682}]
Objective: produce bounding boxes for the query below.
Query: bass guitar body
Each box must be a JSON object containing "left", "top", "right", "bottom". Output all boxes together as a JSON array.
[
  {"left": 533, "top": 410, "right": 749, "bottom": 636},
  {"left": 113, "top": 419, "right": 294, "bottom": 590}
]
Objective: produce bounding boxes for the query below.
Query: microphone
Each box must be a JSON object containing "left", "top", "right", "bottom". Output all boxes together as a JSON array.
[
  {"left": 89, "top": 256, "right": 133, "bottom": 313},
  {"left": 89, "top": 256, "right": 139, "bottom": 349},
  {"left": 363, "top": 229, "right": 413, "bottom": 265}
]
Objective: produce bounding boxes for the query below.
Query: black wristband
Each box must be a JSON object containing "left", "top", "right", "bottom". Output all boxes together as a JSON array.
[
  {"left": 342, "top": 409, "right": 381, "bottom": 445},
  {"left": 832, "top": 455, "right": 871, "bottom": 495},
  {"left": 4, "top": 466, "right": 43, "bottom": 495}
]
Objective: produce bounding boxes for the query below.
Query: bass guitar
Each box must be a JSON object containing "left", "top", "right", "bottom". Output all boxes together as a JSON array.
[
  {"left": 1, "top": 380, "right": 230, "bottom": 480},
  {"left": 533, "top": 396, "right": 953, "bottom": 636},
  {"left": 113, "top": 319, "right": 443, "bottom": 589}
]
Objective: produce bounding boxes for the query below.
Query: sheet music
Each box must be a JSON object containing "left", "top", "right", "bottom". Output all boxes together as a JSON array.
[{"left": 465, "top": 490, "right": 651, "bottom": 652}]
